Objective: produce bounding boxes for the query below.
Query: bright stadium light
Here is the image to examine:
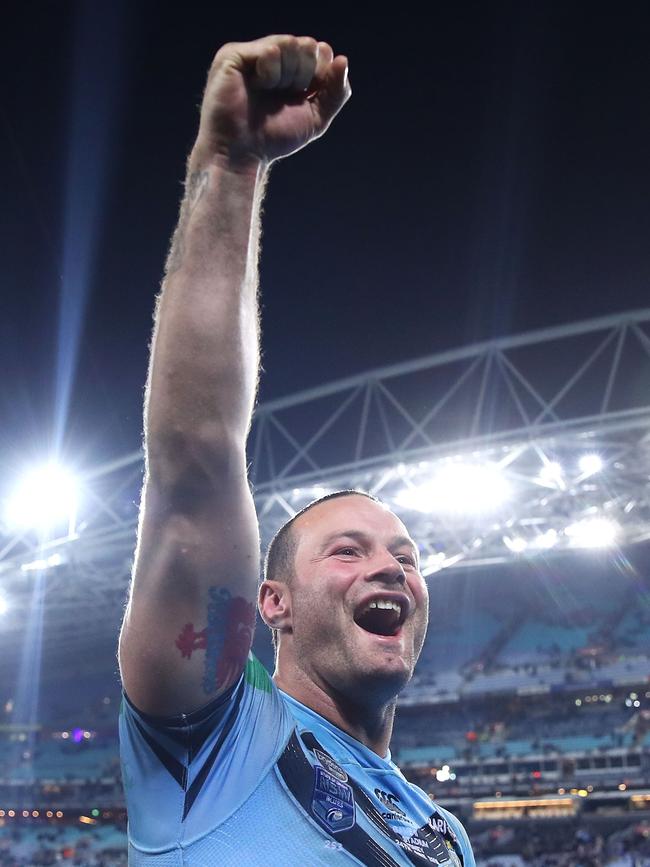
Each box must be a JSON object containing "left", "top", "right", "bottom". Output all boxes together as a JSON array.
[
  {"left": 565, "top": 517, "right": 618, "bottom": 548},
  {"left": 503, "top": 535, "right": 527, "bottom": 553},
  {"left": 4, "top": 464, "right": 78, "bottom": 534},
  {"left": 422, "top": 552, "right": 446, "bottom": 576},
  {"left": 537, "top": 461, "right": 564, "bottom": 488},
  {"left": 20, "top": 553, "right": 65, "bottom": 573},
  {"left": 578, "top": 454, "right": 603, "bottom": 477},
  {"left": 529, "top": 529, "right": 558, "bottom": 550},
  {"left": 395, "top": 462, "right": 511, "bottom": 515}
]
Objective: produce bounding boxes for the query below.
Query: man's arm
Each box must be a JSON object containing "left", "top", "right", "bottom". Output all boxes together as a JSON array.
[{"left": 118, "top": 35, "right": 350, "bottom": 716}]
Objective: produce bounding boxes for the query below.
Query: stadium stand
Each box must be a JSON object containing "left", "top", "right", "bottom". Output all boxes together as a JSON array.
[{"left": 1, "top": 554, "right": 649, "bottom": 864}]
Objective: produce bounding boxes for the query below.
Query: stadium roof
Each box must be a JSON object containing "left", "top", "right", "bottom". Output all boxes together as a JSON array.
[{"left": 2, "top": 308, "right": 650, "bottom": 679}]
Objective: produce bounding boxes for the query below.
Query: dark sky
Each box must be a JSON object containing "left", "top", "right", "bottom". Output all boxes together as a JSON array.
[{"left": 3, "top": 1, "right": 650, "bottom": 472}]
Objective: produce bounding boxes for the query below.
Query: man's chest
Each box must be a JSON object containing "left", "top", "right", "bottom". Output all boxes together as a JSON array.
[{"left": 278, "top": 729, "right": 466, "bottom": 867}]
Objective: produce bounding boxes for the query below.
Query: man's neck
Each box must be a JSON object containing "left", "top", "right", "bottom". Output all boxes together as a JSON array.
[{"left": 273, "top": 664, "right": 396, "bottom": 757}]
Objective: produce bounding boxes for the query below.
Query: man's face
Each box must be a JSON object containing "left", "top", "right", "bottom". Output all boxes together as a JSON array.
[{"left": 287, "top": 495, "right": 429, "bottom": 705}]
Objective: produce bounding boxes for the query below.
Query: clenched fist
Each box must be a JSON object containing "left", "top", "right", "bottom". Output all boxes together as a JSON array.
[{"left": 192, "top": 35, "right": 351, "bottom": 172}]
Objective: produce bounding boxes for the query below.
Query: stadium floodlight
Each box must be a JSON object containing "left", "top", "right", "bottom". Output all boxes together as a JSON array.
[
  {"left": 503, "top": 535, "right": 527, "bottom": 553},
  {"left": 421, "top": 552, "right": 447, "bottom": 577},
  {"left": 20, "top": 552, "right": 65, "bottom": 573},
  {"left": 536, "top": 461, "right": 564, "bottom": 488},
  {"left": 564, "top": 517, "right": 618, "bottom": 548},
  {"left": 529, "top": 529, "right": 558, "bottom": 550},
  {"left": 395, "top": 462, "right": 511, "bottom": 515},
  {"left": 4, "top": 464, "right": 78, "bottom": 535},
  {"left": 578, "top": 453, "right": 603, "bottom": 477}
]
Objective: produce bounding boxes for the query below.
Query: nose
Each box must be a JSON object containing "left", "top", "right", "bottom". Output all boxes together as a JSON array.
[{"left": 366, "top": 551, "right": 406, "bottom": 586}]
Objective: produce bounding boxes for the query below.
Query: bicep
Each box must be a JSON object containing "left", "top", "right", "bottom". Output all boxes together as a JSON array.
[{"left": 119, "top": 460, "right": 260, "bottom": 717}]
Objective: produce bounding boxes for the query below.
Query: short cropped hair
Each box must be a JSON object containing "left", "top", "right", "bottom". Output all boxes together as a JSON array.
[{"left": 263, "top": 489, "right": 379, "bottom": 651}]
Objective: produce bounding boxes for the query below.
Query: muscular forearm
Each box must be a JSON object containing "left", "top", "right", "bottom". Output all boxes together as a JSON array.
[{"left": 145, "top": 153, "right": 268, "bottom": 482}]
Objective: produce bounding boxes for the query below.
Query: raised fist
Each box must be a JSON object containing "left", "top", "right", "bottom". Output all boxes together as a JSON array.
[{"left": 192, "top": 35, "right": 351, "bottom": 172}]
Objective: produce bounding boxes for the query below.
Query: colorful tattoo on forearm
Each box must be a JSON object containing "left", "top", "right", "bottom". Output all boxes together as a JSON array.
[{"left": 175, "top": 587, "right": 255, "bottom": 694}]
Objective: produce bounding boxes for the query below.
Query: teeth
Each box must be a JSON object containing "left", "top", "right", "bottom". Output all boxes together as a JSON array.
[{"left": 365, "top": 599, "right": 401, "bottom": 615}]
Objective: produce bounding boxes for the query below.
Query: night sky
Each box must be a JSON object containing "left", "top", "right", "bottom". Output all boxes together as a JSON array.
[{"left": 3, "top": 1, "right": 650, "bottom": 475}]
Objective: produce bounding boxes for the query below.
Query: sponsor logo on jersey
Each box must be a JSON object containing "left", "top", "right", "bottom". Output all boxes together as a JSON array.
[
  {"left": 428, "top": 816, "right": 450, "bottom": 838},
  {"left": 374, "top": 788, "right": 408, "bottom": 819},
  {"left": 314, "top": 748, "right": 349, "bottom": 782}
]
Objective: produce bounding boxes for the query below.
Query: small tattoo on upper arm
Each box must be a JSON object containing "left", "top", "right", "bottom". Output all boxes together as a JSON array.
[
  {"left": 175, "top": 587, "right": 255, "bottom": 694},
  {"left": 175, "top": 623, "right": 207, "bottom": 658}
]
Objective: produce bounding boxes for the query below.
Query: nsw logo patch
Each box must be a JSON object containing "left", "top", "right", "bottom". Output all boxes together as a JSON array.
[{"left": 311, "top": 766, "right": 356, "bottom": 833}]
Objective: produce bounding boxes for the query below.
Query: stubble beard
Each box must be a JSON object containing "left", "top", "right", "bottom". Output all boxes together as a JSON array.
[
  {"left": 290, "top": 578, "right": 430, "bottom": 710},
  {"left": 295, "top": 605, "right": 415, "bottom": 709}
]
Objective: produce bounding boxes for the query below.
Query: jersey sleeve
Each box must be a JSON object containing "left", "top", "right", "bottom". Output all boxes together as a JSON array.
[{"left": 119, "top": 653, "right": 295, "bottom": 853}]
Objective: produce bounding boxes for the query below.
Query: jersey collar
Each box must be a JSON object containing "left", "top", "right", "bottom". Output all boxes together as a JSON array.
[{"left": 279, "top": 689, "right": 396, "bottom": 769}]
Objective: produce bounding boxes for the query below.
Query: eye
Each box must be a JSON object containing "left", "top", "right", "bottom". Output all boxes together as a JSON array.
[
  {"left": 335, "top": 547, "right": 359, "bottom": 557},
  {"left": 396, "top": 554, "right": 416, "bottom": 567}
]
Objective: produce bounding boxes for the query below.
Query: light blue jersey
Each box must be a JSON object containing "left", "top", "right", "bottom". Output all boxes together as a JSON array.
[{"left": 120, "top": 654, "right": 475, "bottom": 866}]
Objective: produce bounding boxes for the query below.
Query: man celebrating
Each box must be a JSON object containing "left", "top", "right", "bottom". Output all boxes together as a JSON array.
[{"left": 119, "top": 35, "right": 475, "bottom": 866}]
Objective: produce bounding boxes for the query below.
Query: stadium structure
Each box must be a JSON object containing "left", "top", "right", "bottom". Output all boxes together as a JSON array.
[{"left": 1, "top": 309, "right": 650, "bottom": 865}]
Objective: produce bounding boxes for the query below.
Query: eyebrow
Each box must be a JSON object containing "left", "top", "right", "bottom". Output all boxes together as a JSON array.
[{"left": 319, "top": 529, "right": 419, "bottom": 561}]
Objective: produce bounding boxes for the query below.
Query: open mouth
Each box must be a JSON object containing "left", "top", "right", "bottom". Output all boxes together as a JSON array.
[{"left": 353, "top": 598, "right": 407, "bottom": 637}]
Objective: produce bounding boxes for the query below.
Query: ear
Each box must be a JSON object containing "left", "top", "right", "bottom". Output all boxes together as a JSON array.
[{"left": 258, "top": 580, "right": 293, "bottom": 634}]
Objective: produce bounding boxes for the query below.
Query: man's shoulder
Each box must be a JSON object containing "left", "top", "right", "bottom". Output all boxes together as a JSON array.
[
  {"left": 243, "top": 653, "right": 275, "bottom": 694},
  {"left": 119, "top": 653, "right": 297, "bottom": 851}
]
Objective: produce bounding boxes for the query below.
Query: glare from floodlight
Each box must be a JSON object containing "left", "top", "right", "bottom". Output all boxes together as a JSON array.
[
  {"left": 0, "top": 595, "right": 7, "bottom": 616},
  {"left": 537, "top": 461, "right": 564, "bottom": 488},
  {"left": 578, "top": 454, "right": 603, "bottom": 477},
  {"left": 529, "top": 529, "right": 558, "bottom": 550},
  {"left": 436, "top": 765, "right": 452, "bottom": 782},
  {"left": 421, "top": 551, "right": 465, "bottom": 577},
  {"left": 421, "top": 552, "right": 446, "bottom": 577},
  {"left": 395, "top": 462, "right": 511, "bottom": 515},
  {"left": 20, "top": 553, "right": 65, "bottom": 573},
  {"left": 503, "top": 536, "right": 527, "bottom": 553},
  {"left": 565, "top": 517, "right": 618, "bottom": 548},
  {"left": 4, "top": 464, "right": 78, "bottom": 534}
]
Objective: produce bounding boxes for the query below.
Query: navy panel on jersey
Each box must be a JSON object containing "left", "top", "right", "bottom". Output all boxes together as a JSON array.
[{"left": 119, "top": 654, "right": 475, "bottom": 865}]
